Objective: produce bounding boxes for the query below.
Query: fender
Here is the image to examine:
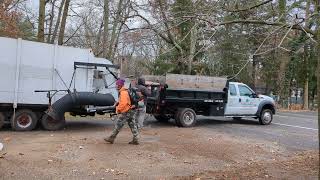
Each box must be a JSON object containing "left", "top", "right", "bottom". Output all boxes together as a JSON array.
[{"left": 255, "top": 100, "right": 275, "bottom": 117}]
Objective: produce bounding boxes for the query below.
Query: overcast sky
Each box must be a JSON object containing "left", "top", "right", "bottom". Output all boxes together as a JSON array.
[{"left": 30, "top": 0, "right": 38, "bottom": 10}]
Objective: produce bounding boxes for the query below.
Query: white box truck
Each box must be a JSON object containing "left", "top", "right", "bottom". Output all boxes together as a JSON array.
[{"left": 0, "top": 37, "right": 118, "bottom": 131}]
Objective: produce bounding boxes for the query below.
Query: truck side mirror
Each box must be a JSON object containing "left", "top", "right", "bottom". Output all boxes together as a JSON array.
[{"left": 251, "top": 93, "right": 258, "bottom": 98}]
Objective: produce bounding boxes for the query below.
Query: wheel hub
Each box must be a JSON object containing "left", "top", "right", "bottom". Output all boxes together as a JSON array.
[
  {"left": 263, "top": 112, "right": 272, "bottom": 122},
  {"left": 17, "top": 113, "right": 32, "bottom": 128},
  {"left": 183, "top": 112, "right": 194, "bottom": 125}
]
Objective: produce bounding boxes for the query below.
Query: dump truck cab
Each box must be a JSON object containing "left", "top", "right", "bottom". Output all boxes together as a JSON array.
[{"left": 225, "top": 82, "right": 276, "bottom": 125}]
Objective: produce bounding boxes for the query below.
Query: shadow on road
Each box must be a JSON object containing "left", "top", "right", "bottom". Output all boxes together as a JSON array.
[
  {"left": 197, "top": 118, "right": 260, "bottom": 126},
  {"left": 145, "top": 117, "right": 260, "bottom": 128},
  {"left": 64, "top": 120, "right": 112, "bottom": 131},
  {"left": 0, "top": 117, "right": 261, "bottom": 132}
]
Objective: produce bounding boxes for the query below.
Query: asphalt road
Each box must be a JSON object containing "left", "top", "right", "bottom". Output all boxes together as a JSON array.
[
  {"left": 64, "top": 111, "right": 318, "bottom": 152},
  {"left": 183, "top": 111, "right": 318, "bottom": 151},
  {"left": 2, "top": 111, "right": 317, "bottom": 152}
]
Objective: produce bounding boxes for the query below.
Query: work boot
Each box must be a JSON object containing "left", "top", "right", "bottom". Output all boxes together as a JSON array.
[
  {"left": 128, "top": 139, "right": 139, "bottom": 145},
  {"left": 104, "top": 136, "right": 115, "bottom": 144}
]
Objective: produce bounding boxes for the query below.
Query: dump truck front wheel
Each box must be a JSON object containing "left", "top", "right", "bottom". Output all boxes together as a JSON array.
[{"left": 259, "top": 109, "right": 273, "bottom": 125}]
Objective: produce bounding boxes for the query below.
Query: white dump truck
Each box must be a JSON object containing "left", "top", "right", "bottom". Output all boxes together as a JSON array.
[{"left": 0, "top": 37, "right": 118, "bottom": 131}]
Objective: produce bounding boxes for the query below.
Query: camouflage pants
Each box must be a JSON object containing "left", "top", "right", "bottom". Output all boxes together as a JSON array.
[
  {"left": 110, "top": 110, "right": 139, "bottom": 140},
  {"left": 135, "top": 106, "right": 146, "bottom": 129}
]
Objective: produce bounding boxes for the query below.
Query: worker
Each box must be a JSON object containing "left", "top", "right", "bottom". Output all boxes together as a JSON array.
[
  {"left": 104, "top": 79, "right": 139, "bottom": 145},
  {"left": 135, "top": 77, "right": 151, "bottom": 129}
]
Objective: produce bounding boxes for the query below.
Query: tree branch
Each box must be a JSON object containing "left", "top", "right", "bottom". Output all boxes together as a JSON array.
[
  {"left": 134, "top": 13, "right": 172, "bottom": 45},
  {"left": 157, "top": 0, "right": 183, "bottom": 54},
  {"left": 187, "top": 17, "right": 315, "bottom": 36},
  {"left": 227, "top": 0, "right": 273, "bottom": 12}
]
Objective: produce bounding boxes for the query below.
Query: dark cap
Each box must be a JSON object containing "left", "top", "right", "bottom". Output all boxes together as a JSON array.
[{"left": 137, "top": 77, "right": 145, "bottom": 85}]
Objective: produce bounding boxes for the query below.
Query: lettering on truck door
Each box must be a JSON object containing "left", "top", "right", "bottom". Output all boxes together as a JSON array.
[{"left": 238, "top": 85, "right": 259, "bottom": 115}]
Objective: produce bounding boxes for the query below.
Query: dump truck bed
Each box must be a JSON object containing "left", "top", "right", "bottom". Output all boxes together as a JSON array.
[{"left": 146, "top": 74, "right": 228, "bottom": 117}]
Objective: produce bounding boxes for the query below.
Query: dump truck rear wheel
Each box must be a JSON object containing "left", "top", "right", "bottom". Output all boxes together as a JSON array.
[
  {"left": 174, "top": 109, "right": 183, "bottom": 126},
  {"left": 41, "top": 114, "right": 65, "bottom": 131},
  {"left": 176, "top": 108, "right": 197, "bottom": 127},
  {"left": 11, "top": 109, "right": 38, "bottom": 131}
]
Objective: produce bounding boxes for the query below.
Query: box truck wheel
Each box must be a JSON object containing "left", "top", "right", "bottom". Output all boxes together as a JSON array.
[
  {"left": 11, "top": 109, "right": 38, "bottom": 131},
  {"left": 0, "top": 112, "right": 5, "bottom": 129},
  {"left": 176, "top": 108, "right": 197, "bottom": 127},
  {"left": 41, "top": 114, "right": 65, "bottom": 131}
]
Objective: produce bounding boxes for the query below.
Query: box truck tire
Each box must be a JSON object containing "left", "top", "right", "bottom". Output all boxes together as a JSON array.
[
  {"left": 11, "top": 109, "right": 38, "bottom": 131},
  {"left": 41, "top": 114, "right": 66, "bottom": 131}
]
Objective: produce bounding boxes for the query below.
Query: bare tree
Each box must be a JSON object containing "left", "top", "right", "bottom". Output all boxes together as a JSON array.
[
  {"left": 50, "top": 0, "right": 65, "bottom": 44},
  {"left": 58, "top": 0, "right": 70, "bottom": 45},
  {"left": 102, "top": 0, "right": 110, "bottom": 58},
  {"left": 106, "top": 0, "right": 124, "bottom": 59},
  {"left": 188, "top": 22, "right": 197, "bottom": 74},
  {"left": 47, "top": 0, "right": 57, "bottom": 43},
  {"left": 276, "top": 0, "right": 290, "bottom": 98},
  {"left": 37, "top": 0, "right": 46, "bottom": 42},
  {"left": 303, "top": 0, "right": 311, "bottom": 110}
]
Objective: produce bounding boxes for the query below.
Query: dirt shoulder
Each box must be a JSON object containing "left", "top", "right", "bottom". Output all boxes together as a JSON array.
[{"left": 0, "top": 118, "right": 319, "bottom": 179}]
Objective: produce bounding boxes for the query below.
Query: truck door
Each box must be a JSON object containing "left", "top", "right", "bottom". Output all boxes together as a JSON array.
[
  {"left": 237, "top": 85, "right": 259, "bottom": 115},
  {"left": 224, "top": 84, "right": 240, "bottom": 115}
]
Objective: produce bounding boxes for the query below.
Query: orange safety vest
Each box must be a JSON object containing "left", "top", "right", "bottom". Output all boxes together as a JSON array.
[{"left": 116, "top": 87, "right": 131, "bottom": 113}]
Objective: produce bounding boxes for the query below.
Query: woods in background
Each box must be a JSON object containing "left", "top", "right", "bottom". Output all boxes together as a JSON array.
[{"left": 0, "top": 0, "right": 319, "bottom": 110}]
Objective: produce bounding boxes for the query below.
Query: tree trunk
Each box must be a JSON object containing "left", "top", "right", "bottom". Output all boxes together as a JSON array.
[
  {"left": 94, "top": 21, "right": 104, "bottom": 56},
  {"left": 252, "top": 54, "right": 257, "bottom": 91},
  {"left": 303, "top": 76, "right": 309, "bottom": 109},
  {"left": 102, "top": 0, "right": 110, "bottom": 58},
  {"left": 187, "top": 23, "right": 197, "bottom": 75},
  {"left": 51, "top": 0, "right": 65, "bottom": 44},
  {"left": 111, "top": 23, "right": 123, "bottom": 60},
  {"left": 317, "top": 24, "right": 320, "bottom": 160},
  {"left": 303, "top": 0, "right": 311, "bottom": 110},
  {"left": 58, "top": 0, "right": 70, "bottom": 45},
  {"left": 111, "top": 4, "right": 130, "bottom": 60},
  {"left": 107, "top": 0, "right": 124, "bottom": 59},
  {"left": 314, "top": 0, "right": 320, "bottom": 152},
  {"left": 47, "top": 0, "right": 57, "bottom": 43},
  {"left": 276, "top": 0, "right": 289, "bottom": 98},
  {"left": 37, "top": 0, "right": 46, "bottom": 42}
]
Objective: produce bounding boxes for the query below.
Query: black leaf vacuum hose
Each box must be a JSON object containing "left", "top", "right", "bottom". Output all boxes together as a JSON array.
[{"left": 46, "top": 92, "right": 115, "bottom": 121}]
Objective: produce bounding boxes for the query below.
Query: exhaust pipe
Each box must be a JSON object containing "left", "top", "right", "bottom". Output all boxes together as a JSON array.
[{"left": 46, "top": 92, "right": 115, "bottom": 121}]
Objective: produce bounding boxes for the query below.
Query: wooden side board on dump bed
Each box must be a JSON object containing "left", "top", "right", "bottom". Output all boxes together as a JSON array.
[{"left": 143, "top": 74, "right": 227, "bottom": 91}]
